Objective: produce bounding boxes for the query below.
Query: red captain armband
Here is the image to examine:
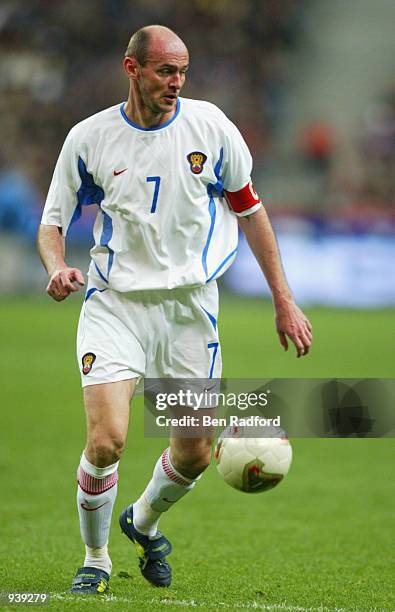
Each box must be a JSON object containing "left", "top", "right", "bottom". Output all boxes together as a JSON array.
[{"left": 224, "top": 180, "right": 262, "bottom": 216}]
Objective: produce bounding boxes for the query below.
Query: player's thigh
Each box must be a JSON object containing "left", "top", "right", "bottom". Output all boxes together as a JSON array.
[
  {"left": 84, "top": 379, "right": 137, "bottom": 449},
  {"left": 154, "top": 282, "right": 222, "bottom": 379},
  {"left": 77, "top": 288, "right": 146, "bottom": 386}
]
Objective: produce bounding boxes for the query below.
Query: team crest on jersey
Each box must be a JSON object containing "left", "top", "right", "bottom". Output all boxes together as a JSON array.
[
  {"left": 187, "top": 151, "right": 207, "bottom": 174},
  {"left": 82, "top": 352, "right": 96, "bottom": 375}
]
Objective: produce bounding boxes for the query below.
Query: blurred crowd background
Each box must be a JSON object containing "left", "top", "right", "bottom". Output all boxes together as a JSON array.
[{"left": 1, "top": 0, "right": 394, "bottom": 305}]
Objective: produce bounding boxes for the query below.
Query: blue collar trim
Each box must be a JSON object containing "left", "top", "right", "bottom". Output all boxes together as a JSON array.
[{"left": 120, "top": 98, "right": 181, "bottom": 131}]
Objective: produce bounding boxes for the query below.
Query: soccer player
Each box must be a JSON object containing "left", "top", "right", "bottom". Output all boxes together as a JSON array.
[{"left": 37, "top": 25, "right": 312, "bottom": 595}]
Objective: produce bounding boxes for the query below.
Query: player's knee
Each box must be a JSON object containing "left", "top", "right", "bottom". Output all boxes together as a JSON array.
[{"left": 87, "top": 433, "right": 125, "bottom": 466}]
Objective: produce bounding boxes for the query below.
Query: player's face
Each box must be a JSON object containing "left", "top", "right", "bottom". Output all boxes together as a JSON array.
[{"left": 136, "top": 47, "right": 189, "bottom": 115}]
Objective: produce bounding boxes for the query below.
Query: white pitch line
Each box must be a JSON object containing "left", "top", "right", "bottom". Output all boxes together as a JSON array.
[
  {"left": 51, "top": 593, "right": 131, "bottom": 604},
  {"left": 51, "top": 593, "right": 385, "bottom": 612},
  {"left": 156, "top": 599, "right": 354, "bottom": 612}
]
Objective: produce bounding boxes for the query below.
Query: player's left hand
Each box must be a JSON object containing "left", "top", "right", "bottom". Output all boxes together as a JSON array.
[{"left": 274, "top": 300, "right": 312, "bottom": 358}]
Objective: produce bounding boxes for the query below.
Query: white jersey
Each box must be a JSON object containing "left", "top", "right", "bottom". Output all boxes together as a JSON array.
[{"left": 42, "top": 97, "right": 262, "bottom": 291}]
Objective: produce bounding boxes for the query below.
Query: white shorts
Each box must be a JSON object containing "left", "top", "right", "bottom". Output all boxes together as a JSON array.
[{"left": 76, "top": 281, "right": 222, "bottom": 387}]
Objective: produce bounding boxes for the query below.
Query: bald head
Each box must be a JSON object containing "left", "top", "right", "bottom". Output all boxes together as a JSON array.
[
  {"left": 125, "top": 25, "right": 188, "bottom": 66},
  {"left": 123, "top": 25, "right": 189, "bottom": 123}
]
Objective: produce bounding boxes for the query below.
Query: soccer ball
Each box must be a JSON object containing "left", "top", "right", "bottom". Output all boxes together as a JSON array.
[{"left": 214, "top": 425, "right": 292, "bottom": 493}]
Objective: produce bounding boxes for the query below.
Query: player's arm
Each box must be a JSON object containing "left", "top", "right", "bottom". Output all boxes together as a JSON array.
[
  {"left": 37, "top": 224, "right": 84, "bottom": 302},
  {"left": 221, "top": 117, "right": 312, "bottom": 356},
  {"left": 38, "top": 128, "right": 86, "bottom": 302},
  {"left": 236, "top": 205, "right": 312, "bottom": 357},
  {"left": 225, "top": 179, "right": 312, "bottom": 357}
]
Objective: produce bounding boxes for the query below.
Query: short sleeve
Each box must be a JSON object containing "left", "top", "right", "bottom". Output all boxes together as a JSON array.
[
  {"left": 41, "top": 128, "right": 81, "bottom": 235},
  {"left": 221, "top": 121, "right": 253, "bottom": 193}
]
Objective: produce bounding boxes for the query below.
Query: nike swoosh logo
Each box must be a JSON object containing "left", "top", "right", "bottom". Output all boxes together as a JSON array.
[
  {"left": 113, "top": 168, "right": 127, "bottom": 176},
  {"left": 162, "top": 497, "right": 176, "bottom": 503},
  {"left": 80, "top": 502, "right": 108, "bottom": 511}
]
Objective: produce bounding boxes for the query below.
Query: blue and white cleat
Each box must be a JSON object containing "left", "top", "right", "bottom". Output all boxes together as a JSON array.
[
  {"left": 119, "top": 505, "right": 172, "bottom": 587},
  {"left": 70, "top": 566, "right": 109, "bottom": 594}
]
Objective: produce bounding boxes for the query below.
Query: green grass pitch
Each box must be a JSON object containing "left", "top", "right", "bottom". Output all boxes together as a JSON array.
[{"left": 0, "top": 295, "right": 393, "bottom": 611}]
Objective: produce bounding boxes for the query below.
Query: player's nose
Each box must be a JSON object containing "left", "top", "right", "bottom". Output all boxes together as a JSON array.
[{"left": 169, "top": 72, "right": 182, "bottom": 89}]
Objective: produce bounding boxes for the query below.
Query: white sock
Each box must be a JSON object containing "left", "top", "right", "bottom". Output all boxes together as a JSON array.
[
  {"left": 84, "top": 544, "right": 112, "bottom": 575},
  {"left": 133, "top": 493, "right": 161, "bottom": 537},
  {"left": 77, "top": 452, "right": 119, "bottom": 574},
  {"left": 133, "top": 448, "right": 200, "bottom": 537}
]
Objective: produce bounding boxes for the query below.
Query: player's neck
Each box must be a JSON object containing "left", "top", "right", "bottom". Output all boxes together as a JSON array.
[{"left": 123, "top": 97, "right": 175, "bottom": 129}]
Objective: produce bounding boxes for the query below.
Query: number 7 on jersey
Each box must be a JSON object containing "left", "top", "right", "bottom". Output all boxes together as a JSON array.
[{"left": 146, "top": 176, "right": 161, "bottom": 213}]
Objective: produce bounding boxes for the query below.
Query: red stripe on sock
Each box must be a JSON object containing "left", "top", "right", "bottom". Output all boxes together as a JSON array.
[
  {"left": 77, "top": 465, "right": 118, "bottom": 495},
  {"left": 161, "top": 449, "right": 191, "bottom": 487}
]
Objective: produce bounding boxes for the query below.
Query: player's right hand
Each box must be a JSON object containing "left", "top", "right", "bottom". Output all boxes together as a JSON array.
[{"left": 46, "top": 267, "right": 85, "bottom": 302}]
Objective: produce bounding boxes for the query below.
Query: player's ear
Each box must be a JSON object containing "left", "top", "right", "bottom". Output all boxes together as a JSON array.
[{"left": 123, "top": 56, "right": 139, "bottom": 79}]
